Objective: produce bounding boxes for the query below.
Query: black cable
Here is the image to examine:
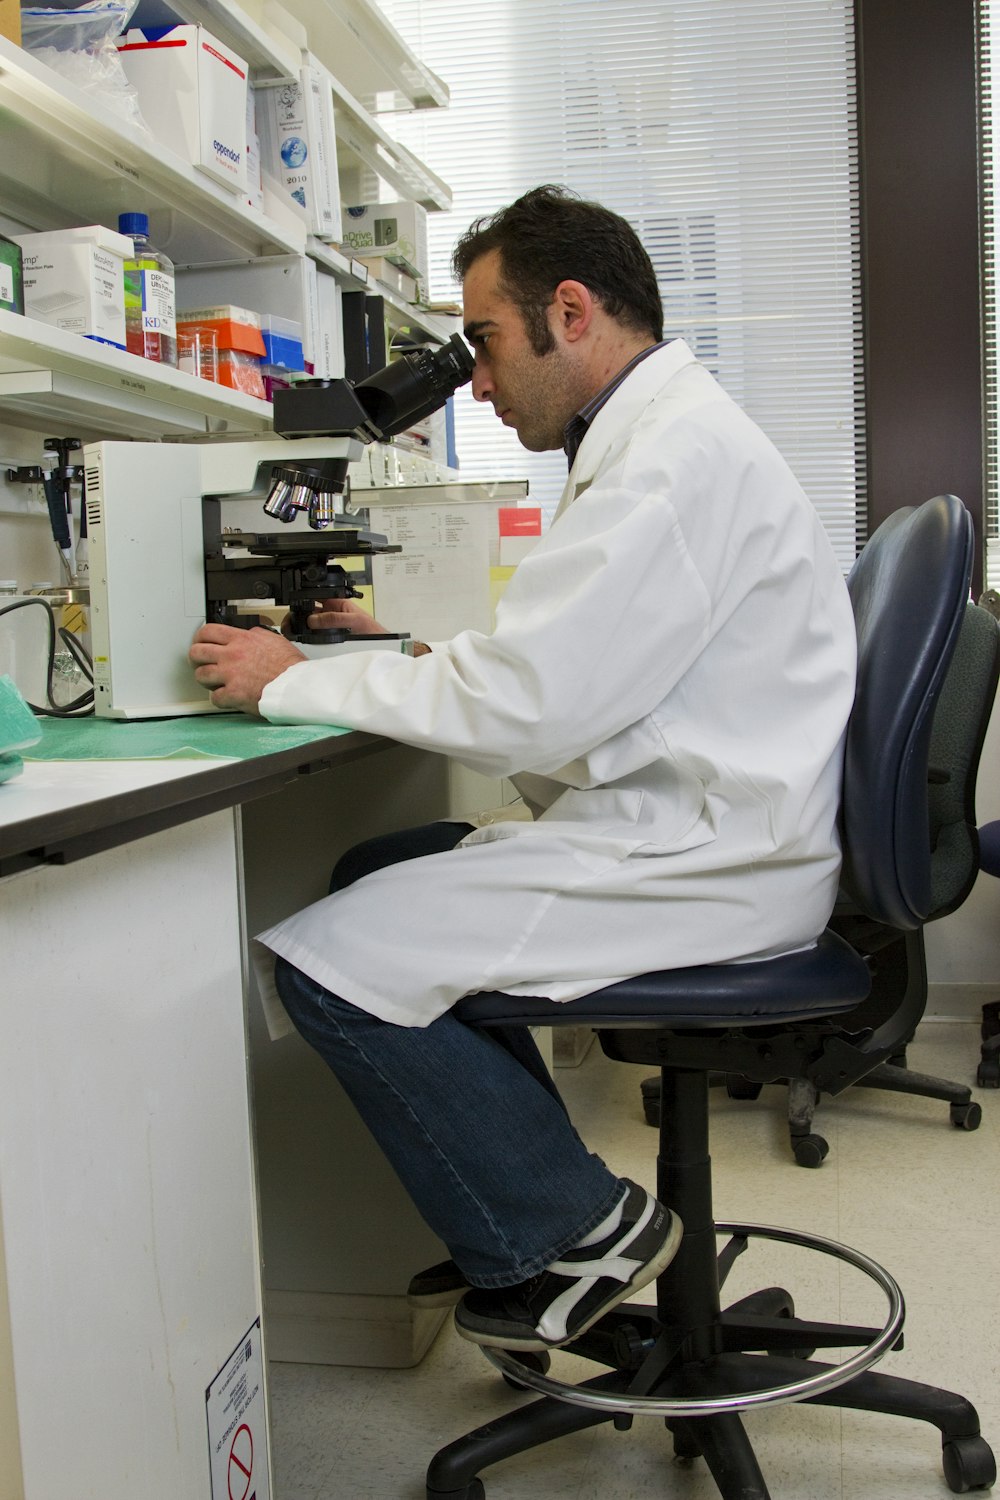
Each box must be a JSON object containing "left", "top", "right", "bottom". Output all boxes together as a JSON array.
[{"left": 0, "top": 596, "right": 94, "bottom": 716}]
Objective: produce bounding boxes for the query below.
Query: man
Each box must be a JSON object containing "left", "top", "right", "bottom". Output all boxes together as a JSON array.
[{"left": 189, "top": 186, "right": 856, "bottom": 1352}]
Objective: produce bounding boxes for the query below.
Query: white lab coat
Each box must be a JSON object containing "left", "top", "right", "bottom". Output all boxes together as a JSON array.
[{"left": 256, "top": 341, "right": 857, "bottom": 1026}]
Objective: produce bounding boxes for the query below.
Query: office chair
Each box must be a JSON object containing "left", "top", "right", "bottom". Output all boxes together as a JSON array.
[
  {"left": 426, "top": 496, "right": 996, "bottom": 1500},
  {"left": 641, "top": 597, "right": 1000, "bottom": 1166}
]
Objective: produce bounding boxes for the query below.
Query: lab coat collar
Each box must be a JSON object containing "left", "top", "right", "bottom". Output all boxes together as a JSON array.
[{"left": 555, "top": 339, "right": 700, "bottom": 519}]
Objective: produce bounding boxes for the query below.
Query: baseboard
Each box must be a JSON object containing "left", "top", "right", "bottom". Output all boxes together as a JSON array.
[
  {"left": 925, "top": 983, "right": 998, "bottom": 1021},
  {"left": 265, "top": 1289, "right": 448, "bottom": 1368}
]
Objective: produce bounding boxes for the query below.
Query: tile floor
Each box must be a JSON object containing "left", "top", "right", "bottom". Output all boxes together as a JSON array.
[{"left": 268, "top": 1021, "right": 1000, "bottom": 1499}]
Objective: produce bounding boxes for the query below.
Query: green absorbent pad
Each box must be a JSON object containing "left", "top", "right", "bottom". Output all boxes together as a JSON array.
[
  {"left": 23, "top": 715, "right": 349, "bottom": 762},
  {"left": 0, "top": 675, "right": 42, "bottom": 782}
]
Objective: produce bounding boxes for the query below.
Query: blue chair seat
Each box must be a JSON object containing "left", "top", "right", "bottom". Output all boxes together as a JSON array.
[{"left": 455, "top": 929, "right": 870, "bottom": 1030}]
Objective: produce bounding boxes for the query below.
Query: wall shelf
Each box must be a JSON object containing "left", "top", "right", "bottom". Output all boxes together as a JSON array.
[
  {"left": 0, "top": 310, "right": 274, "bottom": 439},
  {"left": 133, "top": 0, "right": 301, "bottom": 79},
  {"left": 0, "top": 37, "right": 305, "bottom": 264},
  {"left": 329, "top": 73, "right": 452, "bottom": 211},
  {"left": 279, "top": 0, "right": 448, "bottom": 109}
]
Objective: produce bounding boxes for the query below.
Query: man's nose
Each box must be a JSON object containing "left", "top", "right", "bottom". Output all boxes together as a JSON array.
[{"left": 471, "top": 359, "right": 494, "bottom": 403}]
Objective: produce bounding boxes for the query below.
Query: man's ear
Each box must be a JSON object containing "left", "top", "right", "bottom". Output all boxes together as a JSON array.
[{"left": 550, "top": 279, "right": 594, "bottom": 343}]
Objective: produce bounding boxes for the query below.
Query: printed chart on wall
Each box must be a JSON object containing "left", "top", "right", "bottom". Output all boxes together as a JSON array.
[
  {"left": 206, "top": 1320, "right": 270, "bottom": 1500},
  {"left": 368, "top": 502, "right": 492, "bottom": 640}
]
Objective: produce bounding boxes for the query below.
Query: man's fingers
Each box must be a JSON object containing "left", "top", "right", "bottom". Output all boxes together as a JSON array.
[
  {"left": 192, "top": 622, "right": 241, "bottom": 646},
  {"left": 189, "top": 642, "right": 220, "bottom": 666}
]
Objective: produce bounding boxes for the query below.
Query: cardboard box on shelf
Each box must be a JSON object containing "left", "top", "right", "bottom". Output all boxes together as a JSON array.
[
  {"left": 117, "top": 26, "right": 248, "bottom": 194},
  {"left": 354, "top": 255, "right": 420, "bottom": 304},
  {"left": 341, "top": 201, "right": 428, "bottom": 284},
  {"left": 14, "top": 224, "right": 133, "bottom": 349}
]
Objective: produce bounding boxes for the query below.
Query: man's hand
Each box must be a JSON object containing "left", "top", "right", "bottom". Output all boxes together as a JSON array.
[
  {"left": 287, "top": 596, "right": 389, "bottom": 637},
  {"left": 189, "top": 624, "right": 306, "bottom": 715},
  {"left": 291, "top": 597, "right": 431, "bottom": 655}
]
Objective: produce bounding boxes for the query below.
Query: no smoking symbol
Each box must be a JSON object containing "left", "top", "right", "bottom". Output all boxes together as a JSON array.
[{"left": 228, "top": 1423, "right": 254, "bottom": 1500}]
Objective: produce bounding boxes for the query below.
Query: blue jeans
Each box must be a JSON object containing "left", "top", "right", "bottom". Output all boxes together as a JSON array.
[{"left": 274, "top": 822, "right": 624, "bottom": 1287}]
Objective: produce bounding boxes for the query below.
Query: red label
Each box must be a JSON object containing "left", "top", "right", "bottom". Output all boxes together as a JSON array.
[{"left": 499, "top": 506, "right": 542, "bottom": 537}]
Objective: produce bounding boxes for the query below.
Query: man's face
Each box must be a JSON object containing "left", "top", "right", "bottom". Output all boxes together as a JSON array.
[{"left": 462, "top": 249, "right": 584, "bottom": 452}]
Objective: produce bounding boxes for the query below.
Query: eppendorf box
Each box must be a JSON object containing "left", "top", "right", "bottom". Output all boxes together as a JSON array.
[
  {"left": 117, "top": 26, "right": 248, "bottom": 193},
  {"left": 14, "top": 225, "right": 132, "bottom": 349}
]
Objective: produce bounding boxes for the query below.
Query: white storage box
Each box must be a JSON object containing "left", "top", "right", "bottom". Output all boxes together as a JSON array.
[
  {"left": 117, "top": 26, "right": 248, "bottom": 194},
  {"left": 14, "top": 225, "right": 132, "bottom": 349},
  {"left": 341, "top": 201, "right": 428, "bottom": 283}
]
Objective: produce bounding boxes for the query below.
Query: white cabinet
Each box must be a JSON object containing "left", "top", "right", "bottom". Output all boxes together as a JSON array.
[{"left": 0, "top": 810, "right": 268, "bottom": 1500}]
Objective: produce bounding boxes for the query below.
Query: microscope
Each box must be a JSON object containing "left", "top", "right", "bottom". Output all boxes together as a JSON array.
[{"left": 86, "top": 335, "right": 474, "bottom": 719}]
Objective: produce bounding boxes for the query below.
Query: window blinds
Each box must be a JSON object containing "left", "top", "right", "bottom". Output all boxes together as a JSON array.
[{"left": 376, "top": 0, "right": 863, "bottom": 567}]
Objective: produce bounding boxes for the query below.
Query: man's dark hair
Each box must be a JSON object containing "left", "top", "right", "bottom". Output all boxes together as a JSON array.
[{"left": 452, "top": 185, "right": 663, "bottom": 355}]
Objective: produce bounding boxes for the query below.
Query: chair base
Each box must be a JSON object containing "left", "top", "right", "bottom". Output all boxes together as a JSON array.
[
  {"left": 427, "top": 1367, "right": 994, "bottom": 1500},
  {"left": 426, "top": 1062, "right": 995, "bottom": 1499},
  {"left": 427, "top": 1297, "right": 995, "bottom": 1500},
  {"left": 640, "top": 1059, "right": 982, "bottom": 1166}
]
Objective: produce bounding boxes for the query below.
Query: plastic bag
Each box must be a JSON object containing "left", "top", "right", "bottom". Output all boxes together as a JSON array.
[{"left": 20, "top": 2, "right": 149, "bottom": 135}]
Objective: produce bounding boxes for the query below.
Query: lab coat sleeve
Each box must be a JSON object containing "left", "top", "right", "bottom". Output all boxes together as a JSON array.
[{"left": 259, "top": 474, "right": 713, "bottom": 781}]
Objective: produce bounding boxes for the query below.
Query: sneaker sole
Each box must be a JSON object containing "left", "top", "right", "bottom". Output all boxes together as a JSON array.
[{"left": 454, "top": 1208, "right": 684, "bottom": 1352}]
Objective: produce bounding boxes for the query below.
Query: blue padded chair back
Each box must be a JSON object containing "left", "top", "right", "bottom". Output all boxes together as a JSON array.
[
  {"left": 838, "top": 495, "right": 973, "bottom": 930},
  {"left": 924, "top": 603, "right": 1000, "bottom": 917}
]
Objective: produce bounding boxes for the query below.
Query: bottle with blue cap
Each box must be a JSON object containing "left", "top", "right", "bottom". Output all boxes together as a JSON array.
[{"left": 118, "top": 212, "right": 177, "bottom": 367}]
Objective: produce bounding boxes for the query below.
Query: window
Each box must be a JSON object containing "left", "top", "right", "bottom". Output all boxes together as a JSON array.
[{"left": 377, "top": 0, "right": 862, "bottom": 566}]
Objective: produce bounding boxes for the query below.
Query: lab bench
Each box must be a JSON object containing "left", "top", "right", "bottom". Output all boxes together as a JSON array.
[{"left": 0, "top": 717, "right": 459, "bottom": 1500}]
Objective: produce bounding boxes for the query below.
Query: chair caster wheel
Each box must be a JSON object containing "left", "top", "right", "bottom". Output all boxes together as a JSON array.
[
  {"left": 501, "top": 1349, "right": 551, "bottom": 1389},
  {"left": 950, "top": 1101, "right": 982, "bottom": 1130},
  {"left": 427, "top": 1483, "right": 485, "bottom": 1500},
  {"left": 942, "top": 1434, "right": 997, "bottom": 1492},
  {"left": 792, "top": 1133, "right": 829, "bottom": 1168},
  {"left": 977, "top": 1057, "right": 1000, "bottom": 1088},
  {"left": 726, "top": 1075, "right": 763, "bottom": 1100},
  {"left": 668, "top": 1423, "right": 703, "bottom": 1461}
]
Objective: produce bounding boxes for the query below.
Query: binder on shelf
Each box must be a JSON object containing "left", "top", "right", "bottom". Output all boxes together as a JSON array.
[
  {"left": 315, "top": 267, "right": 345, "bottom": 380},
  {"left": 303, "top": 54, "right": 341, "bottom": 242}
]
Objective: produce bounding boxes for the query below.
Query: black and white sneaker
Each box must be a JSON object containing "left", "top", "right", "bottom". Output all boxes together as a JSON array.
[
  {"left": 406, "top": 1258, "right": 470, "bottom": 1309},
  {"left": 453, "top": 1180, "right": 682, "bottom": 1352}
]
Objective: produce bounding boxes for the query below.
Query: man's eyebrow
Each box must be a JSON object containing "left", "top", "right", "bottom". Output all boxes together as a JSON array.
[{"left": 464, "top": 319, "right": 497, "bottom": 341}]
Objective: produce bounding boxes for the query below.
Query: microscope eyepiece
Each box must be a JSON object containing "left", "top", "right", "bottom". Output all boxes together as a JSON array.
[{"left": 272, "top": 333, "right": 474, "bottom": 443}]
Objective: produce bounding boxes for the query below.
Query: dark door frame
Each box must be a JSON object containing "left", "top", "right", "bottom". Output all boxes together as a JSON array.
[{"left": 855, "top": 0, "right": 984, "bottom": 594}]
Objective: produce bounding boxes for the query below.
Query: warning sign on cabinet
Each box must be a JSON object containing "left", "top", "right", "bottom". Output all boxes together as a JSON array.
[{"left": 206, "top": 1319, "right": 270, "bottom": 1500}]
